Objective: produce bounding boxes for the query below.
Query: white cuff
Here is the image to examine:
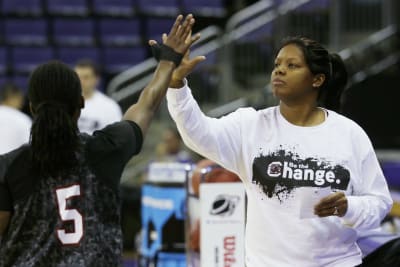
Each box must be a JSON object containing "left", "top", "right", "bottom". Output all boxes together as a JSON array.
[
  {"left": 341, "top": 196, "right": 360, "bottom": 226},
  {"left": 167, "top": 79, "right": 190, "bottom": 105}
]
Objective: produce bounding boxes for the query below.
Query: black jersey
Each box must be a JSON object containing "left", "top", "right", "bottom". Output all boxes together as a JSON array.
[{"left": 0, "top": 121, "right": 142, "bottom": 267}]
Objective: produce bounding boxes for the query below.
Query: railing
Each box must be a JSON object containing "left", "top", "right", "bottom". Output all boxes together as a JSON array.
[
  {"left": 108, "top": 0, "right": 398, "bottom": 110},
  {"left": 339, "top": 24, "right": 399, "bottom": 87},
  {"left": 222, "top": 0, "right": 398, "bottom": 96},
  {"left": 111, "top": 0, "right": 399, "bottom": 185},
  {"left": 106, "top": 26, "right": 222, "bottom": 110}
]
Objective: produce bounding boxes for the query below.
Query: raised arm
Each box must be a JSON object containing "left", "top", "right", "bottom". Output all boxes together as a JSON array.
[
  {"left": 123, "top": 14, "right": 200, "bottom": 136},
  {"left": 165, "top": 50, "right": 255, "bottom": 175}
]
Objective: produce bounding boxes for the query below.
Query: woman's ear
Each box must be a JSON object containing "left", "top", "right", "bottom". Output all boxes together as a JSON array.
[{"left": 312, "top": 74, "right": 326, "bottom": 88}]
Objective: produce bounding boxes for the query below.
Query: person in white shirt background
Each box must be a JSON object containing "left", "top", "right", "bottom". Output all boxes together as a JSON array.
[
  {"left": 155, "top": 126, "right": 193, "bottom": 163},
  {"left": 161, "top": 36, "right": 393, "bottom": 267},
  {"left": 0, "top": 83, "right": 31, "bottom": 154},
  {"left": 74, "top": 59, "right": 122, "bottom": 134}
]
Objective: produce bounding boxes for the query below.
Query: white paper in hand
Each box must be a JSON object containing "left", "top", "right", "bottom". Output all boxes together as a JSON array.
[{"left": 299, "top": 187, "right": 332, "bottom": 219}]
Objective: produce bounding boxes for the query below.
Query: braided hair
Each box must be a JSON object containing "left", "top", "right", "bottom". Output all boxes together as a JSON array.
[{"left": 28, "top": 61, "right": 83, "bottom": 177}]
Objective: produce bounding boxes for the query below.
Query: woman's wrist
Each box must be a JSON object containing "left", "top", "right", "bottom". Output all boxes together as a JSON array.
[{"left": 169, "top": 78, "right": 185, "bottom": 89}]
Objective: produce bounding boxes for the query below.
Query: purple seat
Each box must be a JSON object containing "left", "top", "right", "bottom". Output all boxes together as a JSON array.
[
  {"left": 382, "top": 162, "right": 400, "bottom": 188},
  {"left": 5, "top": 19, "right": 47, "bottom": 46},
  {"left": 145, "top": 18, "right": 176, "bottom": 42},
  {"left": 102, "top": 47, "right": 147, "bottom": 74},
  {"left": 53, "top": 19, "right": 95, "bottom": 46},
  {"left": 138, "top": 0, "right": 179, "bottom": 16},
  {"left": 0, "top": 76, "right": 9, "bottom": 87},
  {"left": 295, "top": 0, "right": 331, "bottom": 12},
  {"left": 56, "top": 47, "right": 100, "bottom": 66},
  {"left": 11, "top": 47, "right": 55, "bottom": 73},
  {"left": 99, "top": 19, "right": 141, "bottom": 46},
  {"left": 0, "top": 47, "right": 7, "bottom": 75},
  {"left": 93, "top": 0, "right": 135, "bottom": 16},
  {"left": 182, "top": 0, "right": 226, "bottom": 17},
  {"left": 47, "top": 0, "right": 88, "bottom": 16},
  {"left": 2, "top": 0, "right": 42, "bottom": 16},
  {"left": 11, "top": 75, "right": 30, "bottom": 92}
]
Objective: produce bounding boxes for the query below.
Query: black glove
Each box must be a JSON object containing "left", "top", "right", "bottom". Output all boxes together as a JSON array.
[{"left": 150, "top": 43, "right": 183, "bottom": 67}]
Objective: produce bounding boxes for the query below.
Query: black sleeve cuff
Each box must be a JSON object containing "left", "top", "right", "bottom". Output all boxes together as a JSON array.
[{"left": 125, "top": 120, "right": 143, "bottom": 155}]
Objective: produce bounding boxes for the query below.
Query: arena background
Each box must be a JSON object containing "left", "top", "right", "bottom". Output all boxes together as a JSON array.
[{"left": 0, "top": 0, "right": 399, "bottom": 266}]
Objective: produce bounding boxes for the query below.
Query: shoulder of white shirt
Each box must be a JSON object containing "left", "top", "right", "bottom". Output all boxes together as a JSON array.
[{"left": 0, "top": 105, "right": 32, "bottom": 125}]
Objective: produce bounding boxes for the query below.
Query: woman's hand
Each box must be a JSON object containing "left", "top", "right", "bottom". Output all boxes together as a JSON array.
[
  {"left": 170, "top": 49, "right": 206, "bottom": 88},
  {"left": 314, "top": 192, "right": 348, "bottom": 217},
  {"left": 149, "top": 27, "right": 206, "bottom": 88},
  {"left": 162, "top": 14, "right": 199, "bottom": 56}
]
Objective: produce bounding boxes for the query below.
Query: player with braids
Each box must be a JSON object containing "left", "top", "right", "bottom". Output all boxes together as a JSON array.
[
  {"left": 29, "top": 62, "right": 83, "bottom": 177},
  {"left": 0, "top": 14, "right": 199, "bottom": 267}
]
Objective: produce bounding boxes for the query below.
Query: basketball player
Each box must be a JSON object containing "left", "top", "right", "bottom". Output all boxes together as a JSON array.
[{"left": 0, "top": 14, "right": 199, "bottom": 266}]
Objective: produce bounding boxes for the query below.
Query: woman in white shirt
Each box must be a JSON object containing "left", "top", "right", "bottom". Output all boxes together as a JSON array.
[{"left": 161, "top": 36, "right": 393, "bottom": 266}]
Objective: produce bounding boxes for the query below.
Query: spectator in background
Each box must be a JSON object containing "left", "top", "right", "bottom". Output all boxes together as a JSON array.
[
  {"left": 0, "top": 83, "right": 31, "bottom": 154},
  {"left": 155, "top": 126, "right": 193, "bottom": 163},
  {"left": 74, "top": 59, "right": 122, "bottom": 134}
]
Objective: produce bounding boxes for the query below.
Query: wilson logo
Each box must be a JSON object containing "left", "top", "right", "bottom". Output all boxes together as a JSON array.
[{"left": 210, "top": 195, "right": 240, "bottom": 217}]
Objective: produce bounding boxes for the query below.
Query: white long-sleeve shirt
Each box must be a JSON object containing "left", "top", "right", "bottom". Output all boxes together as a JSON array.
[
  {"left": 0, "top": 105, "right": 31, "bottom": 154},
  {"left": 167, "top": 82, "right": 393, "bottom": 267},
  {"left": 78, "top": 91, "right": 122, "bottom": 134}
]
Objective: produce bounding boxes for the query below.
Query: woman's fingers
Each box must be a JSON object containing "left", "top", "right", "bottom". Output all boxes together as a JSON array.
[
  {"left": 189, "top": 33, "right": 201, "bottom": 46},
  {"left": 181, "top": 18, "right": 195, "bottom": 41},
  {"left": 314, "top": 192, "right": 344, "bottom": 211},
  {"left": 314, "top": 192, "right": 348, "bottom": 217},
  {"left": 190, "top": 56, "right": 206, "bottom": 66},
  {"left": 148, "top": 40, "right": 157, "bottom": 46},
  {"left": 169, "top": 15, "right": 183, "bottom": 37}
]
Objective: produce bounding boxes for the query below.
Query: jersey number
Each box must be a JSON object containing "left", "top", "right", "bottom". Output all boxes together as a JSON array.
[{"left": 55, "top": 184, "right": 83, "bottom": 245}]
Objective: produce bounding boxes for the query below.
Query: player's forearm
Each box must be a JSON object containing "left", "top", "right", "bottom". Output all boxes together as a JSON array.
[
  {"left": 141, "top": 60, "right": 175, "bottom": 111},
  {"left": 123, "top": 60, "right": 175, "bottom": 135}
]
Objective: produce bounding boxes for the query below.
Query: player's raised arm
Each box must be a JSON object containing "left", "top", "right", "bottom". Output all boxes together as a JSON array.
[{"left": 123, "top": 14, "right": 200, "bottom": 137}]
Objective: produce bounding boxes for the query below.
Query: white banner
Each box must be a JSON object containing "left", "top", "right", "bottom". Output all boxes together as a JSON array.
[
  {"left": 200, "top": 183, "right": 245, "bottom": 267},
  {"left": 147, "top": 162, "right": 192, "bottom": 183}
]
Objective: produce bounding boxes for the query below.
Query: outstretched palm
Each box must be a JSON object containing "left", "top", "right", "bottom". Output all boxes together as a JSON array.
[{"left": 148, "top": 15, "right": 206, "bottom": 83}]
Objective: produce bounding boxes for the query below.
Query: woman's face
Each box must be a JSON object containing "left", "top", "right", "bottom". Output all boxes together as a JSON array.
[{"left": 271, "top": 44, "right": 318, "bottom": 104}]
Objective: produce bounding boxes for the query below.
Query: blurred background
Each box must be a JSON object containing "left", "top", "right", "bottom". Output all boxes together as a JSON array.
[{"left": 0, "top": 0, "right": 399, "bottom": 266}]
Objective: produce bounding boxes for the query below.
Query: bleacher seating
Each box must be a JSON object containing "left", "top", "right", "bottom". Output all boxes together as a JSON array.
[
  {"left": 56, "top": 47, "right": 100, "bottom": 66},
  {"left": 102, "top": 47, "right": 147, "bottom": 74},
  {"left": 53, "top": 19, "right": 95, "bottom": 46},
  {"left": 2, "top": 0, "right": 43, "bottom": 16},
  {"left": 47, "top": 0, "right": 89, "bottom": 16},
  {"left": 182, "top": 0, "right": 226, "bottom": 17},
  {"left": 99, "top": 19, "right": 141, "bottom": 46},
  {"left": 11, "top": 75, "right": 29, "bottom": 92},
  {"left": 0, "top": 47, "right": 7, "bottom": 75},
  {"left": 92, "top": 0, "right": 136, "bottom": 17},
  {"left": 11, "top": 47, "right": 55, "bottom": 73},
  {"left": 138, "top": 0, "right": 179, "bottom": 16},
  {"left": 5, "top": 19, "right": 48, "bottom": 46},
  {"left": 0, "top": 0, "right": 229, "bottom": 89},
  {"left": 145, "top": 18, "right": 177, "bottom": 42}
]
